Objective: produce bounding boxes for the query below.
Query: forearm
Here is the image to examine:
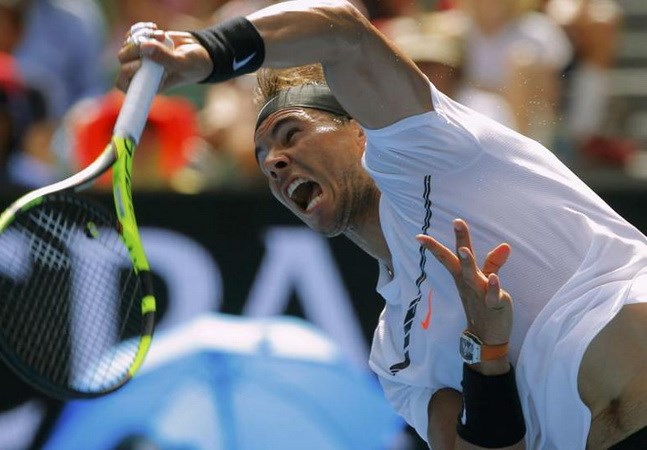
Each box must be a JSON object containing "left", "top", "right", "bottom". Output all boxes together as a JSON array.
[
  {"left": 246, "top": 0, "right": 366, "bottom": 69},
  {"left": 470, "top": 357, "right": 511, "bottom": 376},
  {"left": 457, "top": 359, "right": 526, "bottom": 450},
  {"left": 428, "top": 362, "right": 526, "bottom": 450}
]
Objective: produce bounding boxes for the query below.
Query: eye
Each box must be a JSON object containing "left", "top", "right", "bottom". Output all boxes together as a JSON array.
[{"left": 284, "top": 128, "right": 298, "bottom": 145}]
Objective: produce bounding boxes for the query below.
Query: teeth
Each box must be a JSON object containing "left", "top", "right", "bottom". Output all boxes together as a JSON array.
[
  {"left": 306, "top": 194, "right": 322, "bottom": 212},
  {"left": 287, "top": 177, "right": 308, "bottom": 199}
]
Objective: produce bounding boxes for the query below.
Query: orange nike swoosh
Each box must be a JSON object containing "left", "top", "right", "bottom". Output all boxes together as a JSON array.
[{"left": 421, "top": 290, "right": 432, "bottom": 330}]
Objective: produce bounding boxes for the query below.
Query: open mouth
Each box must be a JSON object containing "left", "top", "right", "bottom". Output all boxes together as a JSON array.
[{"left": 287, "top": 177, "right": 323, "bottom": 212}]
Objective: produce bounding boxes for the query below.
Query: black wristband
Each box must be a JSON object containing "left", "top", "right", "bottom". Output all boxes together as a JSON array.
[
  {"left": 456, "top": 364, "right": 526, "bottom": 448},
  {"left": 190, "top": 17, "right": 265, "bottom": 83}
]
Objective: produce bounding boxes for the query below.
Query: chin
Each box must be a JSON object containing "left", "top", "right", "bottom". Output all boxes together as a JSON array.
[
  {"left": 320, "top": 227, "right": 344, "bottom": 238},
  {"left": 303, "top": 216, "right": 345, "bottom": 238}
]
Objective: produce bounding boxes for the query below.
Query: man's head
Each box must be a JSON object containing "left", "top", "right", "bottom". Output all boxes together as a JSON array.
[{"left": 253, "top": 64, "right": 377, "bottom": 237}]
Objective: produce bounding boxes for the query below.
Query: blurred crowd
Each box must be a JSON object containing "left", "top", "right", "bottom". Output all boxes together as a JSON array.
[{"left": 0, "top": 0, "right": 636, "bottom": 193}]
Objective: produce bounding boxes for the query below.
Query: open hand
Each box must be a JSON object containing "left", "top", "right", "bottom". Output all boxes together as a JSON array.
[{"left": 416, "top": 219, "right": 513, "bottom": 346}]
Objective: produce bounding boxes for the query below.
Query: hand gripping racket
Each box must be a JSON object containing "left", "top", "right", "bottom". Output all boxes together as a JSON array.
[{"left": 0, "top": 25, "right": 170, "bottom": 400}]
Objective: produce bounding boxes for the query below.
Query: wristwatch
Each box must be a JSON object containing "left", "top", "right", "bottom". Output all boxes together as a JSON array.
[{"left": 459, "top": 330, "right": 509, "bottom": 364}]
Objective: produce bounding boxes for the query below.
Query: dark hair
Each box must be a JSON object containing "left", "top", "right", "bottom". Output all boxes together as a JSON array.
[
  {"left": 255, "top": 63, "right": 327, "bottom": 107},
  {"left": 255, "top": 64, "right": 350, "bottom": 124}
]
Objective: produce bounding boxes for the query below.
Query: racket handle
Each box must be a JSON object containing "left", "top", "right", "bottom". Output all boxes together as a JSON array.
[{"left": 114, "top": 26, "right": 173, "bottom": 143}]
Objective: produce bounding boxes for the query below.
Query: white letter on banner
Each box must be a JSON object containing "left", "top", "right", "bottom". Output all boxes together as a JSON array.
[
  {"left": 244, "top": 226, "right": 368, "bottom": 367},
  {"left": 0, "top": 400, "right": 45, "bottom": 450},
  {"left": 141, "top": 227, "right": 223, "bottom": 331},
  {"left": 67, "top": 227, "right": 223, "bottom": 385}
]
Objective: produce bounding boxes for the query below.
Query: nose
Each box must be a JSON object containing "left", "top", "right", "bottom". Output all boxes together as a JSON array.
[{"left": 263, "top": 151, "right": 289, "bottom": 179}]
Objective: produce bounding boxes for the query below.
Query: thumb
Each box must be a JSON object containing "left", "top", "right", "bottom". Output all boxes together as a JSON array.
[{"left": 485, "top": 273, "right": 506, "bottom": 309}]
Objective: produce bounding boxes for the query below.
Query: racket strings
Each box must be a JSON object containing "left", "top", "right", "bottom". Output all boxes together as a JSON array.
[
  {"left": 77, "top": 267, "right": 141, "bottom": 390},
  {"left": 1, "top": 210, "right": 75, "bottom": 384},
  {"left": 0, "top": 194, "right": 146, "bottom": 395},
  {"left": 2, "top": 263, "right": 72, "bottom": 370}
]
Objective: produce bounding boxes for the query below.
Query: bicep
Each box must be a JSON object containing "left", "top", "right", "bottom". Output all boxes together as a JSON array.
[{"left": 248, "top": 0, "right": 432, "bottom": 129}]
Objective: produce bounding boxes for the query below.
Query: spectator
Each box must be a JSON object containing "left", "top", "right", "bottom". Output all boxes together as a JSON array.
[
  {"left": 383, "top": 12, "right": 516, "bottom": 129},
  {"left": 458, "top": 0, "right": 573, "bottom": 146},
  {"left": 4, "top": 0, "right": 107, "bottom": 120},
  {"left": 0, "top": 51, "right": 55, "bottom": 188},
  {"left": 56, "top": 90, "right": 200, "bottom": 192},
  {"left": 0, "top": 53, "right": 21, "bottom": 182},
  {"left": 100, "top": 0, "right": 215, "bottom": 120},
  {"left": 101, "top": 0, "right": 229, "bottom": 78},
  {"left": 543, "top": 0, "right": 634, "bottom": 167},
  {"left": 188, "top": 77, "right": 267, "bottom": 191}
]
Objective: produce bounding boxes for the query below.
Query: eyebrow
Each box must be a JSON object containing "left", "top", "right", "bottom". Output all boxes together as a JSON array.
[{"left": 254, "top": 116, "right": 297, "bottom": 162}]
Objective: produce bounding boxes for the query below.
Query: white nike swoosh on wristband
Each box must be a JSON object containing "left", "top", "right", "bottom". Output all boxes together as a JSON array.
[
  {"left": 461, "top": 401, "right": 467, "bottom": 425},
  {"left": 232, "top": 52, "right": 257, "bottom": 71}
]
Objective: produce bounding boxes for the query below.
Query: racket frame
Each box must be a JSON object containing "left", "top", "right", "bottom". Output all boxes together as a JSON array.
[{"left": 0, "top": 29, "right": 169, "bottom": 399}]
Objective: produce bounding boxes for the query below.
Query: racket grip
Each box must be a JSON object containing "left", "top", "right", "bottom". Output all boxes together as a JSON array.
[{"left": 114, "top": 26, "right": 173, "bottom": 143}]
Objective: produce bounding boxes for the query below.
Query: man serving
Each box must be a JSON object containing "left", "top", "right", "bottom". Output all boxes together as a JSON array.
[{"left": 117, "top": 2, "right": 647, "bottom": 448}]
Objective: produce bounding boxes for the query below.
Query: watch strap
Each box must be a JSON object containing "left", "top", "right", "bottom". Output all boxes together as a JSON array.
[
  {"left": 480, "top": 341, "right": 509, "bottom": 360},
  {"left": 464, "top": 330, "right": 509, "bottom": 361}
]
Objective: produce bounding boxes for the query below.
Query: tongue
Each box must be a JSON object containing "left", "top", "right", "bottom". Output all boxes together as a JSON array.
[{"left": 292, "top": 182, "right": 314, "bottom": 209}]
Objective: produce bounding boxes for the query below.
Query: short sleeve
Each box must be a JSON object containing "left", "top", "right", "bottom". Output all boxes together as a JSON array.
[{"left": 362, "top": 84, "right": 482, "bottom": 176}]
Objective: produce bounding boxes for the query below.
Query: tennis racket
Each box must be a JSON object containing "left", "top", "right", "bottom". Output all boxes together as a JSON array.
[{"left": 0, "top": 25, "right": 170, "bottom": 400}]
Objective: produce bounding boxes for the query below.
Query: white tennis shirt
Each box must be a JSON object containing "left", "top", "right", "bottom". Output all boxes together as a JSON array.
[{"left": 362, "top": 83, "right": 647, "bottom": 449}]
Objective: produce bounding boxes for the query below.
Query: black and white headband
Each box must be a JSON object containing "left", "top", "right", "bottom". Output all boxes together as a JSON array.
[{"left": 255, "top": 84, "right": 349, "bottom": 130}]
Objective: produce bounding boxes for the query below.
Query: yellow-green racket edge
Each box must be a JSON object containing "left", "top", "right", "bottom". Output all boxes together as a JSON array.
[{"left": 111, "top": 136, "right": 156, "bottom": 381}]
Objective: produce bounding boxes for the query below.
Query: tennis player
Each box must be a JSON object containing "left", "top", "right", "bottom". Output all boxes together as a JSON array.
[{"left": 117, "top": 2, "right": 647, "bottom": 449}]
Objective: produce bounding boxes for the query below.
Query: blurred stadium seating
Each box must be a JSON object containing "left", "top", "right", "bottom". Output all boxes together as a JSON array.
[{"left": 609, "top": 0, "right": 647, "bottom": 147}]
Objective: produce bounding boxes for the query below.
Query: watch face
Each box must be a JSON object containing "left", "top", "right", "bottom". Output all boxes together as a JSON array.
[{"left": 460, "top": 334, "right": 480, "bottom": 364}]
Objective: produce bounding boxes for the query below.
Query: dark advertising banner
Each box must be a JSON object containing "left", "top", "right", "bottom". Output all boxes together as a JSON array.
[
  {"left": 0, "top": 189, "right": 388, "bottom": 450},
  {"left": 0, "top": 185, "right": 645, "bottom": 449}
]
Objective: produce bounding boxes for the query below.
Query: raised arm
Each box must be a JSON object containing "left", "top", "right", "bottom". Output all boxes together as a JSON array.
[
  {"left": 246, "top": 0, "right": 432, "bottom": 128},
  {"left": 116, "top": 0, "right": 432, "bottom": 129}
]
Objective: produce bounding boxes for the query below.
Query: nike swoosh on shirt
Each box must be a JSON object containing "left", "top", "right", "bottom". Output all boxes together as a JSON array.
[
  {"left": 421, "top": 290, "right": 433, "bottom": 330},
  {"left": 232, "top": 52, "right": 257, "bottom": 71}
]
